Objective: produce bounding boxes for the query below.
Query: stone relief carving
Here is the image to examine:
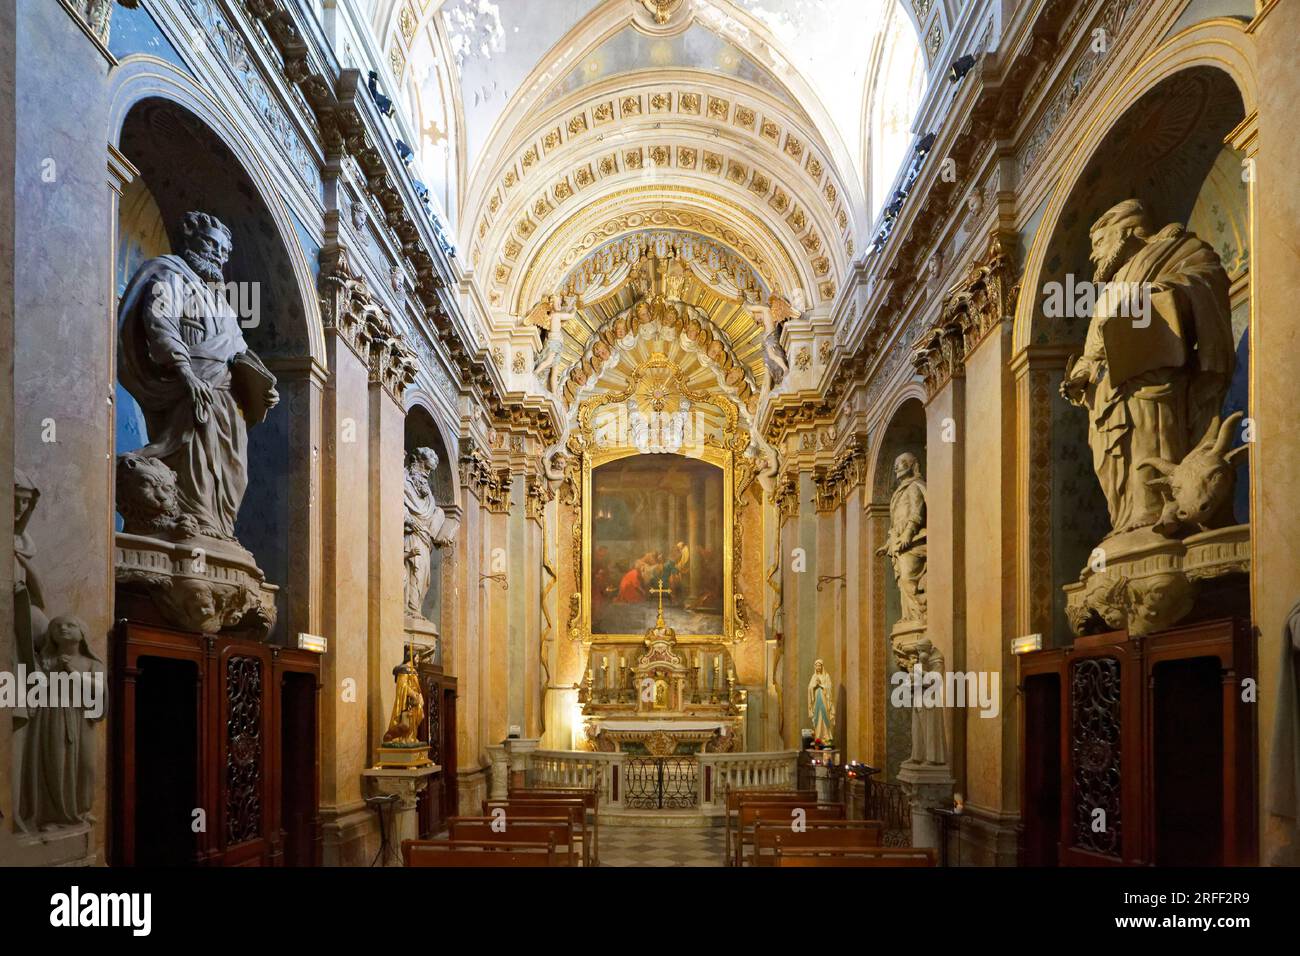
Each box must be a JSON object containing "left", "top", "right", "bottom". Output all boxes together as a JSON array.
[
  {"left": 900, "top": 640, "right": 947, "bottom": 767},
  {"left": 16, "top": 616, "right": 106, "bottom": 834},
  {"left": 877, "top": 453, "right": 927, "bottom": 625},
  {"left": 12, "top": 471, "right": 104, "bottom": 834}
]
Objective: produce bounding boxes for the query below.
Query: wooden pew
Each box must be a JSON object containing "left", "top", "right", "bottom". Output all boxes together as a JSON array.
[
  {"left": 772, "top": 846, "right": 937, "bottom": 867},
  {"left": 723, "top": 789, "right": 818, "bottom": 866},
  {"left": 508, "top": 785, "right": 600, "bottom": 865},
  {"left": 402, "top": 838, "right": 558, "bottom": 867},
  {"left": 735, "top": 801, "right": 844, "bottom": 867},
  {"left": 750, "top": 820, "right": 884, "bottom": 867},
  {"left": 484, "top": 798, "right": 590, "bottom": 867},
  {"left": 448, "top": 816, "right": 578, "bottom": 866}
]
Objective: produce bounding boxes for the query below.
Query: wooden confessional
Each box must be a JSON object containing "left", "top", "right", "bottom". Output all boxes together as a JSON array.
[
  {"left": 1018, "top": 618, "right": 1256, "bottom": 866},
  {"left": 110, "top": 620, "right": 322, "bottom": 866},
  {"left": 416, "top": 660, "right": 458, "bottom": 836}
]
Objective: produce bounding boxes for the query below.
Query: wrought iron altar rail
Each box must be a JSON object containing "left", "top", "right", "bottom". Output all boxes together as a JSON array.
[
  {"left": 698, "top": 750, "right": 800, "bottom": 809},
  {"left": 528, "top": 750, "right": 625, "bottom": 808},
  {"left": 623, "top": 757, "right": 699, "bottom": 810}
]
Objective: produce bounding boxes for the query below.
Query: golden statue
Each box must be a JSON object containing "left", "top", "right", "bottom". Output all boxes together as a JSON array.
[{"left": 383, "top": 644, "right": 425, "bottom": 746}]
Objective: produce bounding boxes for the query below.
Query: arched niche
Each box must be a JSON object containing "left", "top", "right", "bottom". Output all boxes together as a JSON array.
[
  {"left": 113, "top": 95, "right": 320, "bottom": 638},
  {"left": 403, "top": 402, "right": 457, "bottom": 628},
  {"left": 1025, "top": 66, "right": 1250, "bottom": 640},
  {"left": 869, "top": 395, "right": 926, "bottom": 781}
]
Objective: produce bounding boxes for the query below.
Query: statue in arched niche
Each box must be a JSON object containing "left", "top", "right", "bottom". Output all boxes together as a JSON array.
[
  {"left": 1059, "top": 198, "right": 1236, "bottom": 537},
  {"left": 877, "top": 453, "right": 928, "bottom": 623},
  {"left": 403, "top": 446, "right": 450, "bottom": 619},
  {"left": 117, "top": 211, "right": 280, "bottom": 542}
]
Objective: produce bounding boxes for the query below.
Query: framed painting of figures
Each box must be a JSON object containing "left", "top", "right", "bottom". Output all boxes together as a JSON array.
[{"left": 584, "top": 450, "right": 732, "bottom": 641}]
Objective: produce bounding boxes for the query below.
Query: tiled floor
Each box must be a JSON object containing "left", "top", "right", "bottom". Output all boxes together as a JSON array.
[{"left": 599, "top": 826, "right": 725, "bottom": 867}]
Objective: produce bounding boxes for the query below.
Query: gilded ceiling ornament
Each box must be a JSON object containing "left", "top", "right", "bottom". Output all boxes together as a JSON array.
[{"left": 638, "top": 0, "right": 684, "bottom": 26}]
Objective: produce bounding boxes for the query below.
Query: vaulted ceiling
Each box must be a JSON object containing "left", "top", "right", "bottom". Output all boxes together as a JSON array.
[{"left": 367, "top": 0, "right": 930, "bottom": 346}]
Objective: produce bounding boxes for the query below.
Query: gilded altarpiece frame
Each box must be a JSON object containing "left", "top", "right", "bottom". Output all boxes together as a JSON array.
[{"left": 567, "top": 356, "right": 753, "bottom": 645}]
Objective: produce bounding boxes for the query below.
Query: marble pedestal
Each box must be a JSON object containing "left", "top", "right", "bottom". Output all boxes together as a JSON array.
[
  {"left": 361, "top": 765, "right": 439, "bottom": 866},
  {"left": 804, "top": 749, "right": 840, "bottom": 803},
  {"left": 897, "top": 760, "right": 954, "bottom": 852},
  {"left": 486, "top": 743, "right": 508, "bottom": 799},
  {"left": 505, "top": 737, "right": 540, "bottom": 791}
]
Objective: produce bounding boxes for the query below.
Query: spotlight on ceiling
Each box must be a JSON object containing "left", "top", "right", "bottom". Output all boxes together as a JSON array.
[
  {"left": 915, "top": 132, "right": 936, "bottom": 156},
  {"left": 395, "top": 139, "right": 415, "bottom": 165},
  {"left": 948, "top": 54, "right": 977, "bottom": 83}
]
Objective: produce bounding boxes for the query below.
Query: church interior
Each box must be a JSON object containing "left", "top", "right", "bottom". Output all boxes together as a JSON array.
[{"left": 3, "top": 0, "right": 1300, "bottom": 881}]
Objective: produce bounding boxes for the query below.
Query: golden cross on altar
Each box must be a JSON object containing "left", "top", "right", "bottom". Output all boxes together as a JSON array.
[{"left": 650, "top": 584, "right": 672, "bottom": 627}]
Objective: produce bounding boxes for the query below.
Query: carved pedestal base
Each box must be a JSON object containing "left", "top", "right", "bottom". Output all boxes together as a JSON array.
[
  {"left": 404, "top": 614, "right": 439, "bottom": 662},
  {"left": 114, "top": 531, "right": 278, "bottom": 639},
  {"left": 890, "top": 619, "right": 928, "bottom": 667},
  {"left": 1065, "top": 524, "right": 1250, "bottom": 637},
  {"left": 897, "top": 761, "right": 955, "bottom": 851},
  {"left": 362, "top": 766, "right": 439, "bottom": 866}
]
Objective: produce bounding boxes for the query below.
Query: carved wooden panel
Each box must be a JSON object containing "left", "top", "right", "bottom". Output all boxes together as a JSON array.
[
  {"left": 225, "top": 655, "right": 264, "bottom": 846},
  {"left": 1069, "top": 656, "right": 1122, "bottom": 857}
]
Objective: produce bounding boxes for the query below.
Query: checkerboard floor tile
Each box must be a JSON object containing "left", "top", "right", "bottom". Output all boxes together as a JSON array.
[{"left": 598, "top": 827, "right": 726, "bottom": 867}]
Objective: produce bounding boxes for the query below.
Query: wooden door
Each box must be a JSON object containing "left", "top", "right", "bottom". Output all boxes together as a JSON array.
[{"left": 1060, "top": 633, "right": 1144, "bottom": 866}]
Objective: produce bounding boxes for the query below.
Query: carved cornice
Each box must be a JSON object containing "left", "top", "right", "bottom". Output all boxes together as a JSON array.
[
  {"left": 318, "top": 245, "right": 419, "bottom": 399},
  {"left": 763, "top": 397, "right": 832, "bottom": 446},
  {"left": 458, "top": 444, "right": 514, "bottom": 513},
  {"left": 911, "top": 231, "right": 1020, "bottom": 399},
  {"left": 811, "top": 437, "right": 866, "bottom": 513}
]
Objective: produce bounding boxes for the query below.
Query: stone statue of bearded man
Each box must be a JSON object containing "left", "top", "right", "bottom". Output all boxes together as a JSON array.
[
  {"left": 117, "top": 211, "right": 279, "bottom": 541},
  {"left": 1060, "top": 198, "right": 1234, "bottom": 536}
]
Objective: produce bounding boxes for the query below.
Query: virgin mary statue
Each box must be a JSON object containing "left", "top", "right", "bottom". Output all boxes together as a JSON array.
[{"left": 807, "top": 659, "right": 835, "bottom": 744}]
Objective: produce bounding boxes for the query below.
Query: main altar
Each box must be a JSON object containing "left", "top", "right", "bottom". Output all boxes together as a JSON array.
[{"left": 578, "top": 589, "right": 745, "bottom": 754}]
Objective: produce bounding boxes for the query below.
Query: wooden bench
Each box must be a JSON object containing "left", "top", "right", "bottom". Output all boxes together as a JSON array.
[
  {"left": 734, "top": 801, "right": 844, "bottom": 867},
  {"left": 508, "top": 785, "right": 600, "bottom": 865},
  {"left": 402, "top": 838, "right": 558, "bottom": 867},
  {"left": 484, "top": 798, "right": 590, "bottom": 867},
  {"left": 772, "top": 846, "right": 937, "bottom": 867},
  {"left": 448, "top": 816, "right": 578, "bottom": 866},
  {"left": 723, "top": 789, "right": 818, "bottom": 866},
  {"left": 750, "top": 820, "right": 884, "bottom": 866}
]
